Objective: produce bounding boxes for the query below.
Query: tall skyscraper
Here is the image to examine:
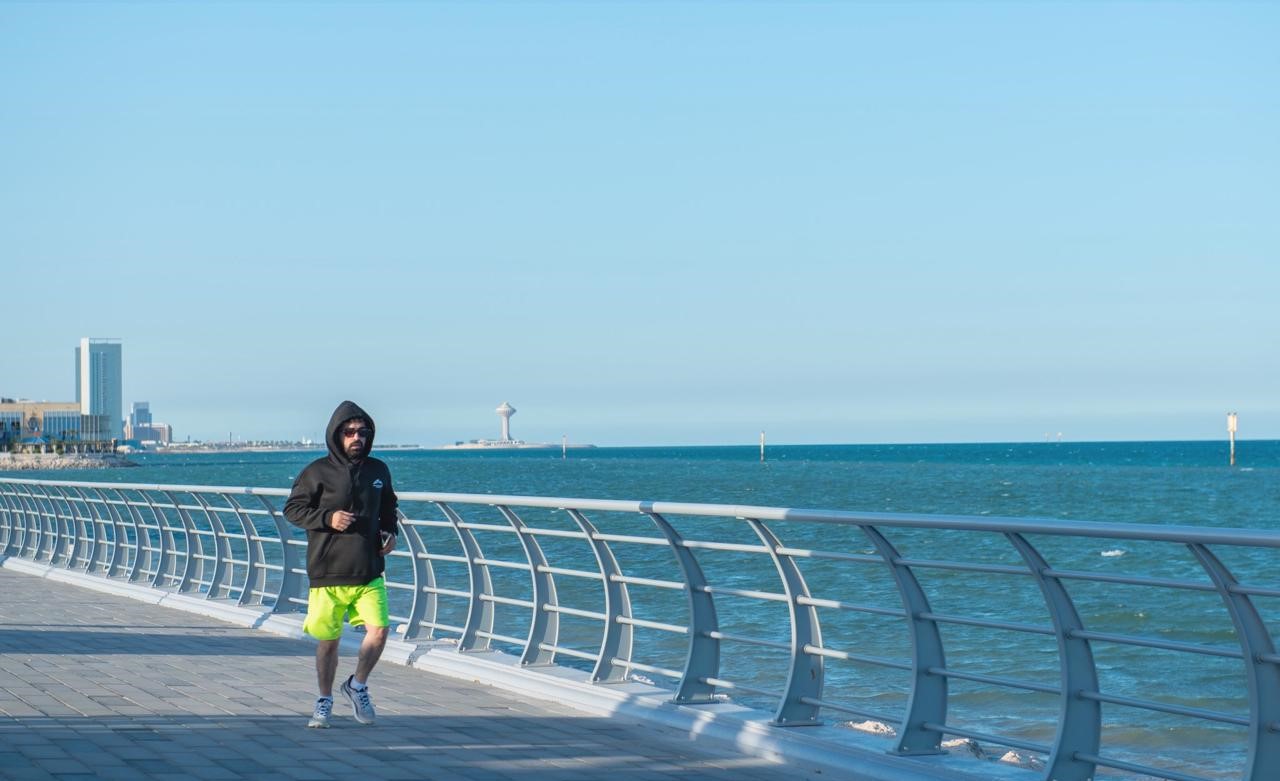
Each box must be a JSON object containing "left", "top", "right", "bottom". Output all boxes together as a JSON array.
[{"left": 75, "top": 338, "right": 123, "bottom": 440}]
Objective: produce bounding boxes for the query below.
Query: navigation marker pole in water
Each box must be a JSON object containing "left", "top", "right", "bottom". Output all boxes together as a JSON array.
[
  {"left": 760, "top": 431, "right": 766, "bottom": 462},
  {"left": 562, "top": 434, "right": 567, "bottom": 460},
  {"left": 1227, "top": 412, "right": 1238, "bottom": 466}
]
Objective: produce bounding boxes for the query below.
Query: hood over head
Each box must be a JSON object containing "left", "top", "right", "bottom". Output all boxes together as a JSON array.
[{"left": 325, "top": 400, "right": 376, "bottom": 463}]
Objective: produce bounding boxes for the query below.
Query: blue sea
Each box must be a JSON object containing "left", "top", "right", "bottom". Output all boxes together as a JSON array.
[{"left": 14, "top": 440, "right": 1280, "bottom": 780}]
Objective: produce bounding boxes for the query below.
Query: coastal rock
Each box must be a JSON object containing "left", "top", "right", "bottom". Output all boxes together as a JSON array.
[
  {"left": 998, "top": 750, "right": 1046, "bottom": 770},
  {"left": 942, "top": 738, "right": 986, "bottom": 758},
  {"left": 0, "top": 453, "right": 137, "bottom": 471},
  {"left": 841, "top": 720, "right": 897, "bottom": 736}
]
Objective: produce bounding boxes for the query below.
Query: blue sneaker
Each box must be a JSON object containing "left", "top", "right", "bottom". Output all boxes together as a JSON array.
[
  {"left": 307, "top": 696, "right": 332, "bottom": 728},
  {"left": 340, "top": 675, "right": 376, "bottom": 725}
]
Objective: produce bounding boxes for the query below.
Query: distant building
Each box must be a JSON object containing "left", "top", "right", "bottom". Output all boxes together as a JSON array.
[
  {"left": 75, "top": 338, "right": 123, "bottom": 440},
  {"left": 0, "top": 400, "right": 109, "bottom": 447},
  {"left": 125, "top": 401, "right": 172, "bottom": 444}
]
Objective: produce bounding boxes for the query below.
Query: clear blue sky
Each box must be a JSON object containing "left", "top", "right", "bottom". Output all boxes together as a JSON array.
[{"left": 3, "top": 2, "right": 1276, "bottom": 446}]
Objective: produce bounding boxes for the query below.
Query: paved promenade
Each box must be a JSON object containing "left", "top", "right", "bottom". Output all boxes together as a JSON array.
[{"left": 0, "top": 568, "right": 843, "bottom": 781}]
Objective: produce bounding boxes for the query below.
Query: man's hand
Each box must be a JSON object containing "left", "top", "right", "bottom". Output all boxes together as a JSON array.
[
  {"left": 379, "top": 532, "right": 396, "bottom": 556},
  {"left": 329, "top": 510, "right": 356, "bottom": 532}
]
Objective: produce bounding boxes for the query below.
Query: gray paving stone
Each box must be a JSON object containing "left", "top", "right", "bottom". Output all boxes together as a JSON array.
[{"left": 0, "top": 568, "right": 844, "bottom": 781}]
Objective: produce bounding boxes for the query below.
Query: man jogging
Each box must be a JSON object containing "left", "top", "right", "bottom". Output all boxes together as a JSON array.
[{"left": 285, "top": 400, "right": 398, "bottom": 728}]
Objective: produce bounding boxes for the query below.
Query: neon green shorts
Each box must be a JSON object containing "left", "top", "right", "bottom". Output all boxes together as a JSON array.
[{"left": 302, "top": 578, "right": 389, "bottom": 641}]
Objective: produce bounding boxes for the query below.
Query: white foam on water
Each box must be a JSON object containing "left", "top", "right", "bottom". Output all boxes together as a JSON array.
[{"left": 1101, "top": 549, "right": 1126, "bottom": 557}]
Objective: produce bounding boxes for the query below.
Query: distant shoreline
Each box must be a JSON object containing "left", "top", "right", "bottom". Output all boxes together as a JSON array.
[{"left": 0, "top": 453, "right": 137, "bottom": 471}]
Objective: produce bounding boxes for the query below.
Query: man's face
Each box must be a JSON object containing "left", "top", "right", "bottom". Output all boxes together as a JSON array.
[{"left": 340, "top": 419, "right": 371, "bottom": 459}]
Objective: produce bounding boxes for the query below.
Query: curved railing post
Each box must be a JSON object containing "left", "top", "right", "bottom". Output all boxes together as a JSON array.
[
  {"left": 16, "top": 483, "right": 42, "bottom": 559},
  {"left": 74, "top": 486, "right": 101, "bottom": 573},
  {"left": 142, "top": 491, "right": 182, "bottom": 590},
  {"left": 70, "top": 486, "right": 102, "bottom": 573},
  {"left": 94, "top": 487, "right": 130, "bottom": 578},
  {"left": 36, "top": 484, "right": 73, "bottom": 568},
  {"left": 0, "top": 485, "right": 19, "bottom": 555},
  {"left": 438, "top": 502, "right": 494, "bottom": 652},
  {"left": 185, "top": 492, "right": 227, "bottom": 596},
  {"left": 395, "top": 512, "right": 437, "bottom": 640},
  {"left": 1189, "top": 543, "right": 1280, "bottom": 781},
  {"left": 108, "top": 487, "right": 149, "bottom": 583},
  {"left": 225, "top": 493, "right": 270, "bottom": 606},
  {"left": 566, "top": 509, "right": 633, "bottom": 683},
  {"left": 255, "top": 494, "right": 306, "bottom": 610},
  {"left": 496, "top": 506, "right": 559, "bottom": 666},
  {"left": 645, "top": 509, "right": 721, "bottom": 703},
  {"left": 861, "top": 524, "right": 947, "bottom": 754},
  {"left": 1007, "top": 532, "right": 1100, "bottom": 780},
  {"left": 747, "top": 519, "right": 823, "bottom": 726}
]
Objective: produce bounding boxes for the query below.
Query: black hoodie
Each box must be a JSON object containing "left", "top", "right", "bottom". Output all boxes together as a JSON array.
[{"left": 283, "top": 400, "right": 399, "bottom": 588}]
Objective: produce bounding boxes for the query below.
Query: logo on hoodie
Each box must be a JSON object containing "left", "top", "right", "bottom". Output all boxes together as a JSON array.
[{"left": 373, "top": 479, "right": 384, "bottom": 489}]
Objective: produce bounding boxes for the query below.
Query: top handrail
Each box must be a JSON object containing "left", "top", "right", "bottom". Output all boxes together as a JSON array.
[{"left": 5, "top": 476, "right": 1278, "bottom": 547}]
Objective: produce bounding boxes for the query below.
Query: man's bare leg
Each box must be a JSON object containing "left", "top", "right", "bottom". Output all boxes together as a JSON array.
[
  {"left": 315, "top": 638, "right": 340, "bottom": 696},
  {"left": 353, "top": 625, "right": 388, "bottom": 685}
]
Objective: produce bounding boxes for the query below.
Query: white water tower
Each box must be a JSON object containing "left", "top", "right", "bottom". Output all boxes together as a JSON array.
[{"left": 496, "top": 402, "right": 515, "bottom": 441}]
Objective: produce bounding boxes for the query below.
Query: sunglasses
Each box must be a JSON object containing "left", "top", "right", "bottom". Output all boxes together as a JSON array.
[{"left": 342, "top": 427, "right": 372, "bottom": 439}]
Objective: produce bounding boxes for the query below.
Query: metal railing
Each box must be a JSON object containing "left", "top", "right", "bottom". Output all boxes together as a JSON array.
[{"left": 1, "top": 476, "right": 1275, "bottom": 781}]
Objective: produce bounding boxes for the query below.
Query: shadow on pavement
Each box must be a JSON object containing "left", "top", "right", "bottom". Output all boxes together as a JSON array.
[
  {"left": 0, "top": 713, "right": 799, "bottom": 780},
  {"left": 0, "top": 627, "right": 312, "bottom": 657}
]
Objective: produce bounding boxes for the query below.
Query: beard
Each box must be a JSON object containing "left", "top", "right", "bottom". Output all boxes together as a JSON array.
[{"left": 344, "top": 441, "right": 366, "bottom": 460}]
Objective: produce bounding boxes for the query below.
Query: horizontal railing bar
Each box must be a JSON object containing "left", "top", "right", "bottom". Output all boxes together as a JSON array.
[
  {"left": 797, "top": 596, "right": 907, "bottom": 618},
  {"left": 428, "top": 622, "right": 465, "bottom": 635},
  {"left": 1069, "top": 630, "right": 1243, "bottom": 659},
  {"left": 617, "top": 659, "right": 681, "bottom": 680},
  {"left": 1043, "top": 567, "right": 1218, "bottom": 592},
  {"left": 1230, "top": 583, "right": 1280, "bottom": 598},
  {"left": 919, "top": 722, "right": 1049, "bottom": 753},
  {"left": 402, "top": 518, "right": 451, "bottom": 529},
  {"left": 513, "top": 526, "right": 587, "bottom": 540},
  {"left": 422, "top": 553, "right": 470, "bottom": 564},
  {"left": 544, "top": 605, "right": 607, "bottom": 621},
  {"left": 680, "top": 540, "right": 771, "bottom": 554},
  {"left": 618, "top": 616, "right": 687, "bottom": 634},
  {"left": 918, "top": 612, "right": 1056, "bottom": 636},
  {"left": 475, "top": 630, "right": 526, "bottom": 646},
  {"left": 1075, "top": 752, "right": 1213, "bottom": 781},
  {"left": 537, "top": 643, "right": 595, "bottom": 662},
  {"left": 424, "top": 586, "right": 471, "bottom": 599},
  {"left": 893, "top": 557, "right": 1030, "bottom": 576},
  {"left": 536, "top": 565, "right": 603, "bottom": 580},
  {"left": 927, "top": 667, "right": 1058, "bottom": 694},
  {"left": 706, "top": 631, "right": 789, "bottom": 651},
  {"left": 612, "top": 575, "right": 684, "bottom": 590},
  {"left": 479, "top": 594, "right": 535, "bottom": 609},
  {"left": 797, "top": 696, "right": 899, "bottom": 724},
  {"left": 1076, "top": 690, "right": 1248, "bottom": 725},
  {"left": 774, "top": 547, "right": 880, "bottom": 564},
  {"left": 456, "top": 522, "right": 517, "bottom": 533},
  {"left": 700, "top": 677, "right": 778, "bottom": 699},
  {"left": 700, "top": 585, "right": 789, "bottom": 603},
  {"left": 591, "top": 532, "right": 666, "bottom": 546},
  {"left": 807, "top": 645, "right": 913, "bottom": 671},
  {"left": 473, "top": 558, "right": 531, "bottom": 571}
]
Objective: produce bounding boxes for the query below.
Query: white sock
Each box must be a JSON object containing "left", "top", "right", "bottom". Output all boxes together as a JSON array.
[{"left": 349, "top": 677, "right": 368, "bottom": 691}]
